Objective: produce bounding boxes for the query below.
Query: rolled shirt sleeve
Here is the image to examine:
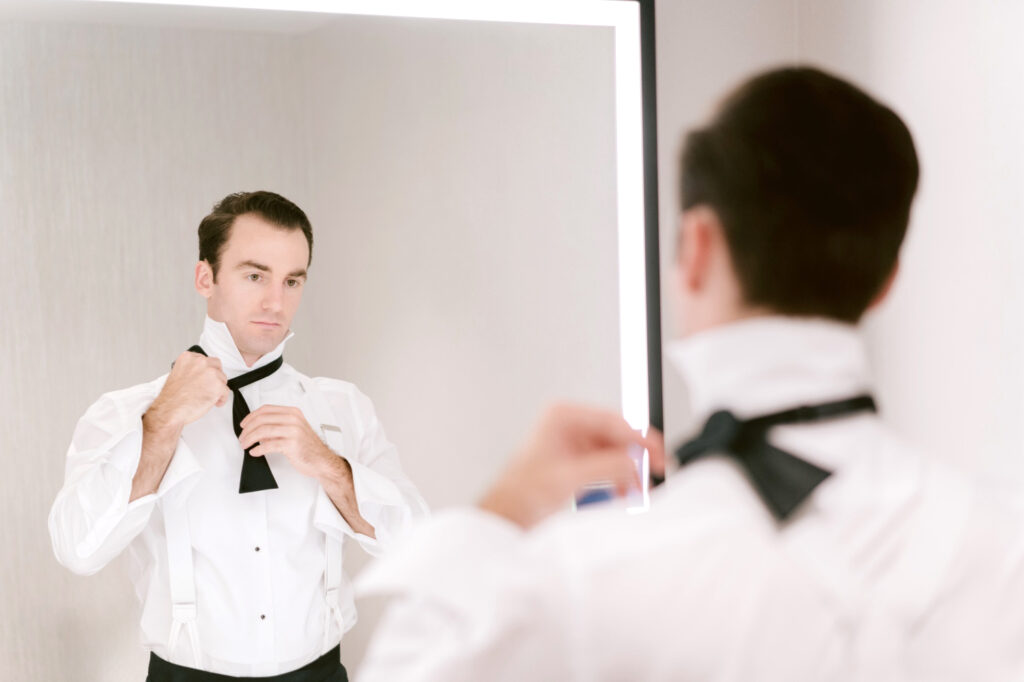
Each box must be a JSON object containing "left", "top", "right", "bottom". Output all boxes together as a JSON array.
[
  {"left": 48, "top": 377, "right": 202, "bottom": 575},
  {"left": 311, "top": 378, "right": 429, "bottom": 555}
]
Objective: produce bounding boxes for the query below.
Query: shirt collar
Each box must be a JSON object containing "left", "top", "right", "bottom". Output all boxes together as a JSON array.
[
  {"left": 666, "top": 315, "right": 872, "bottom": 425},
  {"left": 198, "top": 315, "right": 294, "bottom": 378}
]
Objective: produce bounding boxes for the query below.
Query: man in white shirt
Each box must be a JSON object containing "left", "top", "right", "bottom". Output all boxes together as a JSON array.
[
  {"left": 49, "top": 191, "right": 428, "bottom": 681},
  {"left": 353, "top": 67, "right": 1024, "bottom": 681}
]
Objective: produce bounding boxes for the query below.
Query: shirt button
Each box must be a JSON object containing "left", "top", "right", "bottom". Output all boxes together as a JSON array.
[
  {"left": 260, "top": 614, "right": 266, "bottom": 620},
  {"left": 255, "top": 546, "right": 260, "bottom": 552}
]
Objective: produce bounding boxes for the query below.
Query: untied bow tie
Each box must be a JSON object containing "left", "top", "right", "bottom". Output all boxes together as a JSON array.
[
  {"left": 182, "top": 345, "right": 284, "bottom": 494},
  {"left": 674, "top": 395, "right": 877, "bottom": 521}
]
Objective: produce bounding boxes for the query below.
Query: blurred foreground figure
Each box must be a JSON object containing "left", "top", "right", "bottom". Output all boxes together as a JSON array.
[{"left": 356, "top": 68, "right": 1024, "bottom": 681}]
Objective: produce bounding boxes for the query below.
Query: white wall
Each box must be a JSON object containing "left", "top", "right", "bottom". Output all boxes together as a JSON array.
[
  {"left": 295, "top": 16, "right": 622, "bottom": 665},
  {"left": 795, "top": 0, "right": 1024, "bottom": 490},
  {"left": 0, "top": 20, "right": 312, "bottom": 682}
]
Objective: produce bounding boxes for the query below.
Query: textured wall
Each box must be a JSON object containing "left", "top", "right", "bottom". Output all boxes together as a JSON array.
[
  {"left": 0, "top": 20, "right": 312, "bottom": 682},
  {"left": 294, "top": 17, "right": 620, "bottom": 666}
]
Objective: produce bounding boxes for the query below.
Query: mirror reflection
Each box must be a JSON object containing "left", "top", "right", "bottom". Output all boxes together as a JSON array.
[{"left": 2, "top": 3, "right": 626, "bottom": 679}]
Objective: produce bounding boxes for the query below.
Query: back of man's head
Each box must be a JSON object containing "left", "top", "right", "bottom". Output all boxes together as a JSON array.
[{"left": 681, "top": 66, "right": 919, "bottom": 323}]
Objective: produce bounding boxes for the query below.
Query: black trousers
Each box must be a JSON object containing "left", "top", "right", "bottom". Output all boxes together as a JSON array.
[{"left": 146, "top": 645, "right": 347, "bottom": 682}]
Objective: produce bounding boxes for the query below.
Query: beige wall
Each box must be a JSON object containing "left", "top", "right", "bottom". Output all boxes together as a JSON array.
[
  {"left": 794, "top": 0, "right": 1024, "bottom": 490},
  {"left": 0, "top": 21, "right": 312, "bottom": 681},
  {"left": 295, "top": 16, "right": 622, "bottom": 665}
]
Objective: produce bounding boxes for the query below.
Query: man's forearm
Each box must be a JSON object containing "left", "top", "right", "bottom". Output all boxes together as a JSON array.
[
  {"left": 130, "top": 407, "right": 182, "bottom": 502},
  {"left": 319, "top": 456, "right": 376, "bottom": 539}
]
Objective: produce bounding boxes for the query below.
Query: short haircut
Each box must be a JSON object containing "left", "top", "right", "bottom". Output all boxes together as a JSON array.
[
  {"left": 197, "top": 191, "right": 313, "bottom": 280},
  {"left": 680, "top": 66, "right": 919, "bottom": 322}
]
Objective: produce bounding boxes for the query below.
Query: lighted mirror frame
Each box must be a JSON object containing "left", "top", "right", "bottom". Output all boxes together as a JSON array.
[{"left": 79, "top": 0, "right": 664, "bottom": 433}]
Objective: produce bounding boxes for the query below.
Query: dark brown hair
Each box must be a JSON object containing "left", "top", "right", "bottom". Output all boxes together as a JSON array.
[
  {"left": 680, "top": 66, "right": 919, "bottom": 322},
  {"left": 198, "top": 191, "right": 313, "bottom": 280}
]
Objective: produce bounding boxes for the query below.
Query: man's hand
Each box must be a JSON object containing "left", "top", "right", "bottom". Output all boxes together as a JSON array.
[
  {"left": 239, "top": 405, "right": 334, "bottom": 479},
  {"left": 241, "top": 405, "right": 377, "bottom": 538},
  {"left": 147, "top": 350, "right": 230, "bottom": 430},
  {"left": 478, "top": 404, "right": 664, "bottom": 529},
  {"left": 131, "top": 351, "right": 230, "bottom": 501}
]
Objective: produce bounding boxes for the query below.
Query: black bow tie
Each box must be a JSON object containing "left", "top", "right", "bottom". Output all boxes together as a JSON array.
[
  {"left": 185, "top": 345, "right": 284, "bottom": 494},
  {"left": 674, "top": 395, "right": 877, "bottom": 521}
]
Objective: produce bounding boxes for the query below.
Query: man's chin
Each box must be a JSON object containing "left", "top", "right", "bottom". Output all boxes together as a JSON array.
[{"left": 244, "top": 331, "right": 287, "bottom": 357}]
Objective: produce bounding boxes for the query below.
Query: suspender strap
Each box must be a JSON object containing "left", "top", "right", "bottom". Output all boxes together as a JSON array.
[
  {"left": 164, "top": 488, "right": 202, "bottom": 667},
  {"left": 299, "top": 377, "right": 347, "bottom": 649}
]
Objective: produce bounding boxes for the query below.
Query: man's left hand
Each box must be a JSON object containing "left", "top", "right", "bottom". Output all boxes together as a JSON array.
[{"left": 239, "top": 405, "right": 343, "bottom": 481}]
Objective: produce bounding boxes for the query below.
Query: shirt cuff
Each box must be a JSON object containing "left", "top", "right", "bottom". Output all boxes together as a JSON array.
[
  {"left": 355, "top": 507, "right": 525, "bottom": 609},
  {"left": 76, "top": 424, "right": 203, "bottom": 557},
  {"left": 313, "top": 458, "right": 412, "bottom": 552}
]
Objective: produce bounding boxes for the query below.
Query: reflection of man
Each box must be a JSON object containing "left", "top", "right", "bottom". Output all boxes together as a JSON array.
[
  {"left": 355, "top": 68, "right": 1024, "bottom": 680},
  {"left": 49, "top": 191, "right": 428, "bottom": 681}
]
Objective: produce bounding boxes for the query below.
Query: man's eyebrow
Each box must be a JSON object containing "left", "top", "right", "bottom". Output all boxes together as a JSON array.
[
  {"left": 236, "top": 260, "right": 270, "bottom": 272},
  {"left": 287, "top": 269, "right": 308, "bottom": 279}
]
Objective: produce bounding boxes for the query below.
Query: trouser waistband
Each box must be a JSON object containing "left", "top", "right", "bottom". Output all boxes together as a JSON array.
[{"left": 146, "top": 645, "right": 346, "bottom": 682}]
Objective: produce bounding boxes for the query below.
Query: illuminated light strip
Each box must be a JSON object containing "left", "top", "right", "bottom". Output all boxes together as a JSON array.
[{"left": 79, "top": 0, "right": 651, "bottom": 431}]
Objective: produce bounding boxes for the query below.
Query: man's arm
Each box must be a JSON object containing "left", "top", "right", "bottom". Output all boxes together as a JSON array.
[
  {"left": 355, "top": 404, "right": 660, "bottom": 681},
  {"left": 316, "top": 443, "right": 377, "bottom": 539},
  {"left": 49, "top": 350, "right": 229, "bottom": 575}
]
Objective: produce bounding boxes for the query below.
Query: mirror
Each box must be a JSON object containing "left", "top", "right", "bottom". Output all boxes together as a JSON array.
[{"left": 0, "top": 0, "right": 658, "bottom": 678}]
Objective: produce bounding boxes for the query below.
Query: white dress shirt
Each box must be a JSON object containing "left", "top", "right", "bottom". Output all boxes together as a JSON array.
[
  {"left": 355, "top": 317, "right": 1024, "bottom": 682},
  {"left": 49, "top": 316, "right": 428, "bottom": 677}
]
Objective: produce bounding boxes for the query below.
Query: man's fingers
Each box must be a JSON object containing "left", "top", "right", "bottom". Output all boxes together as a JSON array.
[
  {"left": 240, "top": 405, "right": 301, "bottom": 428},
  {"left": 248, "top": 439, "right": 285, "bottom": 458},
  {"left": 549, "top": 404, "right": 644, "bottom": 450},
  {"left": 242, "top": 405, "right": 302, "bottom": 426},
  {"left": 239, "top": 425, "right": 293, "bottom": 449}
]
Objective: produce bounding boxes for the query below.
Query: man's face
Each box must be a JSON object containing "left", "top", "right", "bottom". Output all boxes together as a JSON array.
[{"left": 197, "top": 213, "right": 309, "bottom": 364}]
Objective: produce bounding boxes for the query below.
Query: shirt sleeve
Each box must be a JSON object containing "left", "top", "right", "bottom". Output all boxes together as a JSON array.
[
  {"left": 353, "top": 508, "right": 577, "bottom": 682},
  {"left": 47, "top": 379, "right": 202, "bottom": 575},
  {"left": 311, "top": 379, "right": 429, "bottom": 555}
]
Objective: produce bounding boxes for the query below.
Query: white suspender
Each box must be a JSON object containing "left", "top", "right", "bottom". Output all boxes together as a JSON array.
[
  {"left": 164, "top": 484, "right": 203, "bottom": 667},
  {"left": 300, "top": 377, "right": 347, "bottom": 650}
]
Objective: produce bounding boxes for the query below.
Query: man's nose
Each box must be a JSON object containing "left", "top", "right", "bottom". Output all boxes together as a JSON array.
[{"left": 261, "top": 284, "right": 284, "bottom": 311}]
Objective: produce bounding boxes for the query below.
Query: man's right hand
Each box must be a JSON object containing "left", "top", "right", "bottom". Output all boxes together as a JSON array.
[
  {"left": 130, "top": 351, "right": 229, "bottom": 501},
  {"left": 478, "top": 404, "right": 663, "bottom": 529},
  {"left": 146, "top": 350, "right": 231, "bottom": 430}
]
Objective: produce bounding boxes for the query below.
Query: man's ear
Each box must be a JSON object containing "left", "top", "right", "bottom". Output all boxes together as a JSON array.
[
  {"left": 195, "top": 260, "right": 215, "bottom": 299},
  {"left": 678, "top": 206, "right": 717, "bottom": 293},
  {"left": 867, "top": 260, "right": 900, "bottom": 310}
]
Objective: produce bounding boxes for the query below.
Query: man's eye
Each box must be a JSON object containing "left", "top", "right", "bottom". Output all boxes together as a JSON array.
[
  {"left": 286, "top": 279, "right": 300, "bottom": 288},
  {"left": 247, "top": 273, "right": 261, "bottom": 282}
]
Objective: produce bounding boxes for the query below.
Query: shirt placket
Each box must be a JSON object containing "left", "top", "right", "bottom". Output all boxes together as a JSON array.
[{"left": 242, "top": 382, "right": 278, "bottom": 674}]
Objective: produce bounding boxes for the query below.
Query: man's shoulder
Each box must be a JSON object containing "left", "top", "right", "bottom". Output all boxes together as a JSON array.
[
  {"left": 282, "top": 366, "right": 376, "bottom": 413},
  {"left": 283, "top": 366, "right": 362, "bottom": 398}
]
